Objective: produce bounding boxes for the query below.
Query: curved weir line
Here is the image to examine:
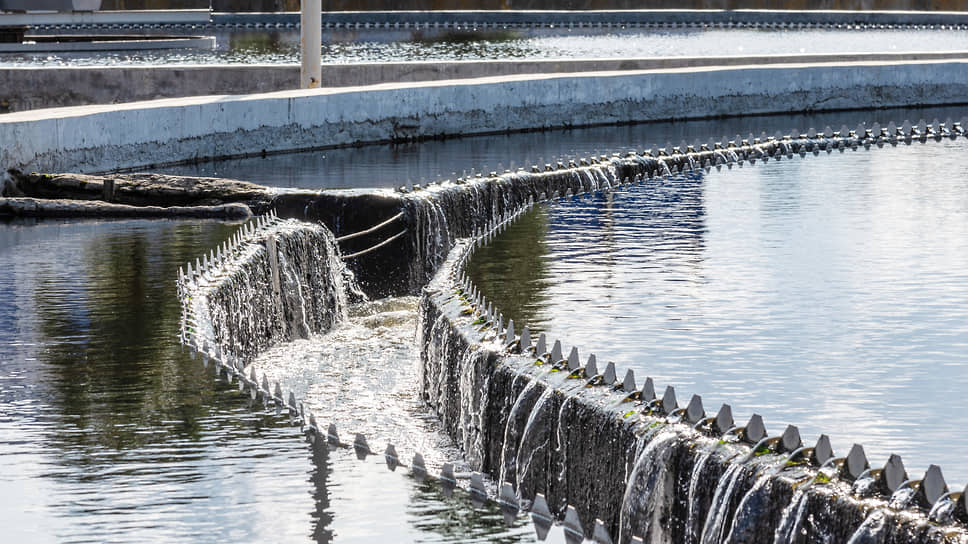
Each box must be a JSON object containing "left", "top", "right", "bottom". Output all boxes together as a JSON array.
[
  {"left": 173, "top": 210, "right": 652, "bottom": 541},
  {"left": 169, "top": 119, "right": 968, "bottom": 542},
  {"left": 418, "top": 122, "right": 968, "bottom": 543},
  {"left": 398, "top": 116, "right": 968, "bottom": 297}
]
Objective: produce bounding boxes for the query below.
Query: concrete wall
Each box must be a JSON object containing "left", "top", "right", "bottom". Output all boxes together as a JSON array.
[
  {"left": 6, "top": 53, "right": 968, "bottom": 113},
  {"left": 4, "top": 60, "right": 968, "bottom": 181}
]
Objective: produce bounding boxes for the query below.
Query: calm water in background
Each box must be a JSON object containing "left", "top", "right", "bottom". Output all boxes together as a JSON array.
[
  {"left": 468, "top": 136, "right": 968, "bottom": 485},
  {"left": 159, "top": 106, "right": 968, "bottom": 189},
  {"left": 4, "top": 27, "right": 968, "bottom": 67},
  {"left": 0, "top": 219, "right": 537, "bottom": 542}
]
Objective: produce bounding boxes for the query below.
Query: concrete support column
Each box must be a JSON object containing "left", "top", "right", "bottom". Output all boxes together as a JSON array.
[{"left": 300, "top": 0, "right": 321, "bottom": 89}]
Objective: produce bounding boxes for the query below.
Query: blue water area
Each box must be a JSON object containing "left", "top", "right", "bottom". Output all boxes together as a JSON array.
[
  {"left": 468, "top": 136, "right": 968, "bottom": 486},
  {"left": 157, "top": 106, "right": 967, "bottom": 190},
  {"left": 0, "top": 219, "right": 535, "bottom": 542}
]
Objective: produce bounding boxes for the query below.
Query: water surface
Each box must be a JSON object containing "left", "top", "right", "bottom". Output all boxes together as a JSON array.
[
  {"left": 468, "top": 136, "right": 968, "bottom": 485},
  {"left": 4, "top": 27, "right": 967, "bottom": 67},
  {"left": 158, "top": 106, "right": 968, "bottom": 190},
  {"left": 0, "top": 218, "right": 536, "bottom": 542}
]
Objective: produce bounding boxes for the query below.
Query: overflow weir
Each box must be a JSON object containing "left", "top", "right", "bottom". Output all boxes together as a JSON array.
[
  {"left": 168, "top": 121, "right": 968, "bottom": 542},
  {"left": 414, "top": 126, "right": 968, "bottom": 542},
  {"left": 9, "top": 8, "right": 968, "bottom": 540}
]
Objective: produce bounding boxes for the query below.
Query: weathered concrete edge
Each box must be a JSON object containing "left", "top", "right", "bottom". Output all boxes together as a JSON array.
[
  {"left": 5, "top": 52, "right": 968, "bottom": 112},
  {"left": 418, "top": 232, "right": 968, "bottom": 542},
  {"left": 4, "top": 60, "right": 968, "bottom": 183},
  {"left": 0, "top": 196, "right": 252, "bottom": 219}
]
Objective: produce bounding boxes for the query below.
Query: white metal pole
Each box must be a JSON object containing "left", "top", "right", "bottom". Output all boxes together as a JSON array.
[{"left": 300, "top": 0, "right": 321, "bottom": 89}]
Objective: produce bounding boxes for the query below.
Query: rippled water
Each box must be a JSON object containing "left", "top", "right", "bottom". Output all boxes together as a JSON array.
[
  {"left": 3, "top": 27, "right": 968, "bottom": 66},
  {"left": 0, "top": 219, "right": 536, "bottom": 542},
  {"left": 468, "top": 136, "right": 968, "bottom": 485},
  {"left": 159, "top": 105, "right": 968, "bottom": 189}
]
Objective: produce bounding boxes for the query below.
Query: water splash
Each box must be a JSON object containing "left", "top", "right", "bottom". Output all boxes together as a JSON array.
[
  {"left": 514, "top": 387, "right": 556, "bottom": 503},
  {"left": 185, "top": 219, "right": 355, "bottom": 363},
  {"left": 618, "top": 427, "right": 683, "bottom": 543},
  {"left": 701, "top": 463, "right": 753, "bottom": 544},
  {"left": 248, "top": 296, "right": 467, "bottom": 474}
]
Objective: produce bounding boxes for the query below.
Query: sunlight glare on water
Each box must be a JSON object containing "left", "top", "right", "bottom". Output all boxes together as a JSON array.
[{"left": 4, "top": 27, "right": 968, "bottom": 67}]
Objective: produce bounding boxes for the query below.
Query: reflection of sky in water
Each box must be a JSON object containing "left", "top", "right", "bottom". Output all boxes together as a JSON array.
[
  {"left": 470, "top": 138, "right": 968, "bottom": 485},
  {"left": 0, "top": 220, "right": 536, "bottom": 542},
  {"left": 4, "top": 27, "right": 968, "bottom": 67}
]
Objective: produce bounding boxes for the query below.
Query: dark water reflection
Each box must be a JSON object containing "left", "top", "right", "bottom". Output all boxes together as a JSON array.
[
  {"left": 469, "top": 137, "right": 968, "bottom": 485},
  {"left": 0, "top": 219, "right": 533, "bottom": 542},
  {"left": 158, "top": 105, "right": 967, "bottom": 190}
]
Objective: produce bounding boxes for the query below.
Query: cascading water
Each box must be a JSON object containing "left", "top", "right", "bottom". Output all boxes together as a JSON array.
[
  {"left": 275, "top": 248, "right": 313, "bottom": 340},
  {"left": 844, "top": 482, "right": 946, "bottom": 544},
  {"left": 186, "top": 219, "right": 355, "bottom": 363},
  {"left": 513, "top": 387, "right": 557, "bottom": 502},
  {"left": 499, "top": 380, "right": 545, "bottom": 488},
  {"left": 721, "top": 464, "right": 794, "bottom": 544},
  {"left": 401, "top": 159, "right": 622, "bottom": 294},
  {"left": 457, "top": 344, "right": 491, "bottom": 469},
  {"left": 773, "top": 487, "right": 812, "bottom": 544},
  {"left": 702, "top": 461, "right": 755, "bottom": 544},
  {"left": 686, "top": 449, "right": 720, "bottom": 543},
  {"left": 408, "top": 194, "right": 453, "bottom": 289},
  {"left": 415, "top": 122, "right": 968, "bottom": 544},
  {"left": 619, "top": 427, "right": 686, "bottom": 543}
]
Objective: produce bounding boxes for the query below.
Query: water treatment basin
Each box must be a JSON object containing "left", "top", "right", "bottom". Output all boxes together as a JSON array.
[
  {"left": 0, "top": 218, "right": 544, "bottom": 542},
  {"left": 466, "top": 132, "right": 968, "bottom": 486}
]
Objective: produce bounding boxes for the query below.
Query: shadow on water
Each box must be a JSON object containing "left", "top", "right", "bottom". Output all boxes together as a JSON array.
[
  {"left": 310, "top": 441, "right": 334, "bottom": 543},
  {"left": 28, "top": 221, "right": 239, "bottom": 450}
]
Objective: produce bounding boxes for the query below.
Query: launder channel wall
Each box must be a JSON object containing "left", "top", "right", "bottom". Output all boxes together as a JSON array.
[
  {"left": 416, "top": 129, "right": 968, "bottom": 543},
  {"left": 178, "top": 213, "right": 351, "bottom": 365},
  {"left": 5, "top": 60, "right": 968, "bottom": 180},
  {"left": 174, "top": 208, "right": 540, "bottom": 532}
]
